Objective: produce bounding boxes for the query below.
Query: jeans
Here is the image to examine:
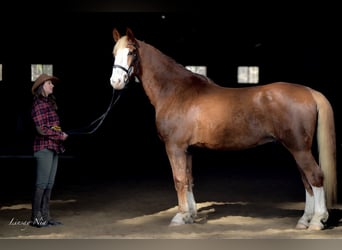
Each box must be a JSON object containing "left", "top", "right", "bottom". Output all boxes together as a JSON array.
[{"left": 34, "top": 149, "right": 59, "bottom": 189}]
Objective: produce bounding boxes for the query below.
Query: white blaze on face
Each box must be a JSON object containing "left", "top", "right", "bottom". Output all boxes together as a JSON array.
[{"left": 110, "top": 48, "right": 130, "bottom": 90}]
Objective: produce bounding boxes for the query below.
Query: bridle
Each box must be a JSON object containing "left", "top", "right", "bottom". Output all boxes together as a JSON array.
[{"left": 112, "top": 43, "right": 139, "bottom": 86}]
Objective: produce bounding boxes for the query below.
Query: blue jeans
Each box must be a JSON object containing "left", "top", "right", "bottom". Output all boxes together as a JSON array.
[{"left": 34, "top": 149, "right": 59, "bottom": 189}]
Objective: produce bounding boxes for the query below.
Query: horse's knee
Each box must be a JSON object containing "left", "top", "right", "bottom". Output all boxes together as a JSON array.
[{"left": 173, "top": 177, "right": 187, "bottom": 191}]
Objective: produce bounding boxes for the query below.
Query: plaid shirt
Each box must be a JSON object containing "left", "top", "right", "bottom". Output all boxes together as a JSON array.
[{"left": 31, "top": 96, "right": 65, "bottom": 153}]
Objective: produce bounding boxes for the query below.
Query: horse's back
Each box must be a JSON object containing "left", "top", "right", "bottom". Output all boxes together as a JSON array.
[
  {"left": 242, "top": 81, "right": 318, "bottom": 111},
  {"left": 202, "top": 81, "right": 318, "bottom": 117},
  {"left": 174, "top": 81, "right": 320, "bottom": 150}
]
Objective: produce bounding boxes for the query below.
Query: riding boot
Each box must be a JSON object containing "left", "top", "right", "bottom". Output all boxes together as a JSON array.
[
  {"left": 41, "top": 188, "right": 62, "bottom": 226},
  {"left": 30, "top": 187, "right": 48, "bottom": 228}
]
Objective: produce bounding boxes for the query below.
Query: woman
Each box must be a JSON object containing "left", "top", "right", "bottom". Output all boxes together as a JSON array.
[{"left": 30, "top": 73, "right": 68, "bottom": 228}]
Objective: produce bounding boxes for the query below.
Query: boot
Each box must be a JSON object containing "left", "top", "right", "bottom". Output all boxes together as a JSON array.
[
  {"left": 41, "top": 188, "right": 62, "bottom": 226},
  {"left": 30, "top": 187, "right": 48, "bottom": 228}
]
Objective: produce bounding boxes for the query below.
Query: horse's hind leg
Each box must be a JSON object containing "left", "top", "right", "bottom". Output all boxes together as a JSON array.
[
  {"left": 296, "top": 172, "right": 314, "bottom": 229},
  {"left": 293, "top": 151, "right": 329, "bottom": 230},
  {"left": 309, "top": 186, "right": 329, "bottom": 230}
]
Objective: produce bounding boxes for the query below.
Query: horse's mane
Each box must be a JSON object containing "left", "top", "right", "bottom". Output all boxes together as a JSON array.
[{"left": 137, "top": 39, "right": 218, "bottom": 87}]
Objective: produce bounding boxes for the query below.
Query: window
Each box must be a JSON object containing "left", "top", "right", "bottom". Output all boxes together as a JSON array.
[
  {"left": 0, "top": 64, "right": 2, "bottom": 81},
  {"left": 31, "top": 64, "right": 53, "bottom": 81},
  {"left": 186, "top": 66, "right": 207, "bottom": 76},
  {"left": 238, "top": 66, "right": 259, "bottom": 84}
]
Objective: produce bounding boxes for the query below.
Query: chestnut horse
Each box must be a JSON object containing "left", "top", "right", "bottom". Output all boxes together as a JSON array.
[{"left": 110, "top": 28, "right": 337, "bottom": 230}]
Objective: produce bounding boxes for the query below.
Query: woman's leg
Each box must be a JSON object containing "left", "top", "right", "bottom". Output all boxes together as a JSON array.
[
  {"left": 42, "top": 152, "right": 62, "bottom": 225},
  {"left": 31, "top": 149, "right": 54, "bottom": 227}
]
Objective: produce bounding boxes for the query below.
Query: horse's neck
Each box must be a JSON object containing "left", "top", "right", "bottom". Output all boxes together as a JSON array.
[{"left": 137, "top": 41, "right": 187, "bottom": 108}]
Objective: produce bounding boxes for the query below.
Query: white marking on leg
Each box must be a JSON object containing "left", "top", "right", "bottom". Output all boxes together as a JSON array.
[
  {"left": 308, "top": 186, "right": 329, "bottom": 230},
  {"left": 169, "top": 211, "right": 194, "bottom": 226},
  {"left": 312, "top": 186, "right": 327, "bottom": 216},
  {"left": 296, "top": 190, "right": 314, "bottom": 229},
  {"left": 187, "top": 191, "right": 197, "bottom": 217},
  {"left": 169, "top": 213, "right": 185, "bottom": 226}
]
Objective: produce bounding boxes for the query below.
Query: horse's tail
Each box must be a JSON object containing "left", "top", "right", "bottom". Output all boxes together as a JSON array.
[{"left": 311, "top": 89, "right": 337, "bottom": 207}]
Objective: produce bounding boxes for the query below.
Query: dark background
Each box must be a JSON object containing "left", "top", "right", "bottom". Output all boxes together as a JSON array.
[{"left": 0, "top": 2, "right": 341, "bottom": 202}]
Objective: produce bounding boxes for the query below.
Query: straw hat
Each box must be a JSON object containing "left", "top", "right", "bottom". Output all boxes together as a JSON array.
[{"left": 31, "top": 73, "right": 59, "bottom": 94}]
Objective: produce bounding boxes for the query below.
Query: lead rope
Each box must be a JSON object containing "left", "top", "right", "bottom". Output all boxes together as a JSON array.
[
  {"left": 69, "top": 44, "right": 137, "bottom": 135},
  {"left": 66, "top": 88, "right": 122, "bottom": 135}
]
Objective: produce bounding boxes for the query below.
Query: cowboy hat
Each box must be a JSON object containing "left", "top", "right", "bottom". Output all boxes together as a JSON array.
[{"left": 31, "top": 73, "right": 59, "bottom": 94}]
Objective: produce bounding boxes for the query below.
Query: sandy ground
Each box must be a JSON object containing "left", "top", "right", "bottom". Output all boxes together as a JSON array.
[{"left": 1, "top": 159, "right": 342, "bottom": 240}]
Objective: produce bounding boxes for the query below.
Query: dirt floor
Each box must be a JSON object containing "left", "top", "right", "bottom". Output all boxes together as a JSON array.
[{"left": 1, "top": 158, "right": 342, "bottom": 240}]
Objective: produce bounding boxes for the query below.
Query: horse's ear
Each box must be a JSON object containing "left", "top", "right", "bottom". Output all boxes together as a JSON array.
[
  {"left": 113, "top": 28, "right": 121, "bottom": 42},
  {"left": 126, "top": 27, "right": 135, "bottom": 40}
]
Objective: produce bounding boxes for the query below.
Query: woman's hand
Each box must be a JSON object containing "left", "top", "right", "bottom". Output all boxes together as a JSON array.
[{"left": 62, "top": 132, "right": 68, "bottom": 140}]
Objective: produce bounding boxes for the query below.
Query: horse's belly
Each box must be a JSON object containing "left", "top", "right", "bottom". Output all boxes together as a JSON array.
[{"left": 193, "top": 127, "right": 274, "bottom": 150}]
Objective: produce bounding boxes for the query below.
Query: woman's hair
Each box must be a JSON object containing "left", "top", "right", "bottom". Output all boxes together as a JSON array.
[{"left": 33, "top": 84, "right": 58, "bottom": 110}]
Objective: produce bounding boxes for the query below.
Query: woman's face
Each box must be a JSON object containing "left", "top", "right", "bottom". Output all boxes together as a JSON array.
[{"left": 42, "top": 80, "right": 54, "bottom": 96}]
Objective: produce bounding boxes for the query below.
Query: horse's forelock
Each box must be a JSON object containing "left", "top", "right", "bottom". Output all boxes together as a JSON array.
[{"left": 113, "top": 36, "right": 129, "bottom": 55}]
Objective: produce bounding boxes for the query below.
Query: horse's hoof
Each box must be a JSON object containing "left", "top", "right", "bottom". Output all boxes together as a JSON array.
[
  {"left": 169, "top": 213, "right": 185, "bottom": 227},
  {"left": 308, "top": 223, "right": 324, "bottom": 230},
  {"left": 296, "top": 223, "right": 308, "bottom": 229},
  {"left": 296, "top": 216, "right": 310, "bottom": 229},
  {"left": 169, "top": 221, "right": 182, "bottom": 227}
]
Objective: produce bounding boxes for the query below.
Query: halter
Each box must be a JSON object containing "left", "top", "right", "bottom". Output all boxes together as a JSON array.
[{"left": 112, "top": 43, "right": 138, "bottom": 86}]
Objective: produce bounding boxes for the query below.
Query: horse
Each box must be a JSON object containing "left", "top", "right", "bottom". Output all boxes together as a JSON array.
[{"left": 109, "top": 27, "right": 337, "bottom": 230}]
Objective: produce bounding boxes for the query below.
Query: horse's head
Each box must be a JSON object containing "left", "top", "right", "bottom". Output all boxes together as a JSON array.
[{"left": 110, "top": 28, "right": 139, "bottom": 90}]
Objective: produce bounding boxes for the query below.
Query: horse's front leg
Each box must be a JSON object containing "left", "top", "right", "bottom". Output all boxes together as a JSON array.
[
  {"left": 186, "top": 153, "right": 197, "bottom": 218},
  {"left": 167, "top": 147, "right": 197, "bottom": 226}
]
